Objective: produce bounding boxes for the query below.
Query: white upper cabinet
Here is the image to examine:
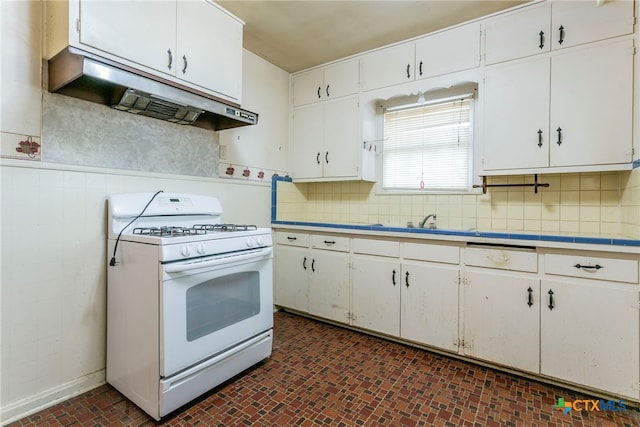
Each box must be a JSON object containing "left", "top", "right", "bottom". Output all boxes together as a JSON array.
[
  {"left": 549, "top": 38, "right": 633, "bottom": 168},
  {"left": 360, "top": 43, "right": 416, "bottom": 91},
  {"left": 292, "top": 97, "right": 375, "bottom": 182},
  {"left": 483, "top": 37, "right": 634, "bottom": 173},
  {"left": 175, "top": 1, "right": 243, "bottom": 101},
  {"left": 550, "top": 0, "right": 634, "bottom": 50},
  {"left": 484, "top": 0, "right": 633, "bottom": 66},
  {"left": 415, "top": 22, "right": 481, "bottom": 79},
  {"left": 484, "top": 4, "right": 551, "bottom": 65},
  {"left": 79, "top": 1, "right": 176, "bottom": 76},
  {"left": 49, "top": 0, "right": 243, "bottom": 102},
  {"left": 293, "top": 59, "right": 360, "bottom": 106}
]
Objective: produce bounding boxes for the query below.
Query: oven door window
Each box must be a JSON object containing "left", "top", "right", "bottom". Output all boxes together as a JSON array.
[{"left": 186, "top": 271, "right": 260, "bottom": 342}]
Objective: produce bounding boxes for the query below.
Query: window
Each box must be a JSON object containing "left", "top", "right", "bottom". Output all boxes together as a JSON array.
[{"left": 381, "top": 87, "right": 475, "bottom": 192}]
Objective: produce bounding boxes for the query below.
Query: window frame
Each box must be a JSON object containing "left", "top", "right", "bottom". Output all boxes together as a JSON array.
[{"left": 375, "top": 84, "right": 480, "bottom": 195}]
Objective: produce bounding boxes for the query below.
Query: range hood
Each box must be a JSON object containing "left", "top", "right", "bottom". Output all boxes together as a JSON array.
[{"left": 48, "top": 47, "right": 258, "bottom": 131}]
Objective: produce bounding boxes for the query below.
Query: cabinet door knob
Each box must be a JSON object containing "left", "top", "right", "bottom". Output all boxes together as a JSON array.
[{"left": 167, "top": 49, "right": 173, "bottom": 70}]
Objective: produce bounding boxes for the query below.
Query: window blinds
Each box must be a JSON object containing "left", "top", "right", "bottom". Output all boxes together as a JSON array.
[{"left": 382, "top": 97, "right": 472, "bottom": 191}]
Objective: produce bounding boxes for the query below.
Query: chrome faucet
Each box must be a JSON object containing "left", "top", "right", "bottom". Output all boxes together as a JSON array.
[{"left": 418, "top": 213, "right": 437, "bottom": 229}]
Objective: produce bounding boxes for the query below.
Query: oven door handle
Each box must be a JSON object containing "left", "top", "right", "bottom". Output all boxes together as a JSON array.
[{"left": 164, "top": 247, "right": 273, "bottom": 273}]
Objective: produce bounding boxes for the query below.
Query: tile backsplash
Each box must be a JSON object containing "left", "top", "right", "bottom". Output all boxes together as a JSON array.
[{"left": 276, "top": 169, "right": 640, "bottom": 239}]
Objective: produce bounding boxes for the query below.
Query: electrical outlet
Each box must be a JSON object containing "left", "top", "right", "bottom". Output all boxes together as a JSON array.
[{"left": 219, "top": 145, "right": 227, "bottom": 159}]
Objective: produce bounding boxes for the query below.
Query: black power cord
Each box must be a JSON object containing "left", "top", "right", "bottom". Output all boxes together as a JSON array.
[{"left": 109, "top": 190, "right": 164, "bottom": 267}]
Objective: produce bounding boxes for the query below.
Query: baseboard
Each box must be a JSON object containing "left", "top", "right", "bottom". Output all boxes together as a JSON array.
[{"left": 0, "top": 370, "right": 105, "bottom": 426}]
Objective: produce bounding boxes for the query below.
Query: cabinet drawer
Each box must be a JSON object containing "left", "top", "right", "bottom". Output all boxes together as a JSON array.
[
  {"left": 275, "top": 231, "right": 310, "bottom": 247},
  {"left": 310, "top": 235, "right": 350, "bottom": 252},
  {"left": 544, "top": 253, "right": 638, "bottom": 284},
  {"left": 403, "top": 242, "right": 459, "bottom": 264},
  {"left": 353, "top": 239, "right": 400, "bottom": 258},
  {"left": 465, "top": 245, "right": 537, "bottom": 272}
]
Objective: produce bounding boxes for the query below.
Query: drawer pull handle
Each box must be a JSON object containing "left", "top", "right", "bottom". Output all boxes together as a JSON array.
[
  {"left": 324, "top": 240, "right": 336, "bottom": 246},
  {"left": 573, "top": 263, "right": 603, "bottom": 271},
  {"left": 302, "top": 256, "right": 307, "bottom": 270},
  {"left": 392, "top": 269, "right": 396, "bottom": 286},
  {"left": 527, "top": 287, "right": 533, "bottom": 307},
  {"left": 287, "top": 236, "right": 297, "bottom": 241},
  {"left": 548, "top": 289, "right": 555, "bottom": 310}
]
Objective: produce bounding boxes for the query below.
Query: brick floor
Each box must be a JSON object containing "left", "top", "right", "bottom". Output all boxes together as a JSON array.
[{"left": 8, "top": 311, "right": 640, "bottom": 426}]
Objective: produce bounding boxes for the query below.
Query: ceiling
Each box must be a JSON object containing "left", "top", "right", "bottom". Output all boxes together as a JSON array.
[{"left": 217, "top": 1, "right": 529, "bottom": 73}]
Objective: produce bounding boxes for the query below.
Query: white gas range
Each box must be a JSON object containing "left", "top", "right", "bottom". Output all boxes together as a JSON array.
[{"left": 106, "top": 191, "right": 273, "bottom": 420}]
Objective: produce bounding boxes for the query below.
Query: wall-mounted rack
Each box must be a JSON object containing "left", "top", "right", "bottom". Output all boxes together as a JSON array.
[{"left": 473, "top": 174, "right": 550, "bottom": 194}]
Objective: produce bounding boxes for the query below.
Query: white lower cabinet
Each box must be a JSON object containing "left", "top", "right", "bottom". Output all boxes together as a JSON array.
[
  {"left": 274, "top": 232, "right": 311, "bottom": 313},
  {"left": 274, "top": 245, "right": 310, "bottom": 313},
  {"left": 352, "top": 256, "right": 400, "bottom": 336},
  {"left": 540, "top": 251, "right": 640, "bottom": 399},
  {"left": 308, "top": 249, "right": 351, "bottom": 323},
  {"left": 400, "top": 261, "right": 459, "bottom": 352},
  {"left": 540, "top": 278, "right": 639, "bottom": 399},
  {"left": 274, "top": 229, "right": 640, "bottom": 401},
  {"left": 463, "top": 270, "right": 540, "bottom": 373}
]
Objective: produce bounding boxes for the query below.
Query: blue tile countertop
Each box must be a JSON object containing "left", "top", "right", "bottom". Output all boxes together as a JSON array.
[{"left": 271, "top": 220, "right": 640, "bottom": 251}]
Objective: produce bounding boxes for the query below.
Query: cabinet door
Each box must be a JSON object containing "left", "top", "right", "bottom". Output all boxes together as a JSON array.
[
  {"left": 482, "top": 56, "right": 550, "bottom": 171},
  {"left": 401, "top": 262, "right": 459, "bottom": 352},
  {"left": 274, "top": 245, "right": 309, "bottom": 313},
  {"left": 176, "top": 1, "right": 243, "bottom": 101},
  {"left": 323, "top": 59, "right": 360, "bottom": 100},
  {"left": 292, "top": 69, "right": 324, "bottom": 106},
  {"left": 464, "top": 270, "right": 540, "bottom": 373},
  {"left": 308, "top": 250, "right": 351, "bottom": 323},
  {"left": 352, "top": 256, "right": 401, "bottom": 336},
  {"left": 484, "top": 3, "right": 551, "bottom": 65},
  {"left": 361, "top": 43, "right": 415, "bottom": 91},
  {"left": 550, "top": 38, "right": 633, "bottom": 167},
  {"left": 323, "top": 97, "right": 360, "bottom": 178},
  {"left": 415, "top": 22, "right": 480, "bottom": 79},
  {"left": 80, "top": 0, "right": 176, "bottom": 75},
  {"left": 291, "top": 104, "right": 324, "bottom": 179},
  {"left": 551, "top": 0, "right": 634, "bottom": 50},
  {"left": 541, "top": 279, "right": 639, "bottom": 399}
]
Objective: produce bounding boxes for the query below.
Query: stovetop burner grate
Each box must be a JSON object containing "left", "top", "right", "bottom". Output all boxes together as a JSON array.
[
  {"left": 193, "top": 224, "right": 258, "bottom": 232},
  {"left": 132, "top": 226, "right": 208, "bottom": 237}
]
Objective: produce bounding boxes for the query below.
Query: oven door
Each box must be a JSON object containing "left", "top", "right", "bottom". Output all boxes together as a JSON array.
[{"left": 160, "top": 247, "right": 273, "bottom": 377}]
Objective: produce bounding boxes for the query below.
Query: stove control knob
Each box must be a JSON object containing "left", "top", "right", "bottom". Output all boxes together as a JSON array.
[
  {"left": 246, "top": 237, "right": 255, "bottom": 248},
  {"left": 196, "top": 243, "right": 206, "bottom": 255},
  {"left": 181, "top": 245, "right": 191, "bottom": 257},
  {"left": 256, "top": 236, "right": 265, "bottom": 246}
]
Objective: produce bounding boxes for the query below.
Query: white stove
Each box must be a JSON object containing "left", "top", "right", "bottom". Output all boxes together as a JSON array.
[{"left": 106, "top": 191, "right": 274, "bottom": 420}]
